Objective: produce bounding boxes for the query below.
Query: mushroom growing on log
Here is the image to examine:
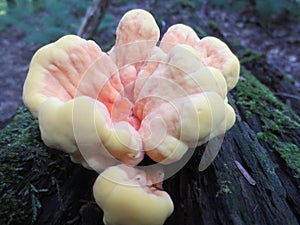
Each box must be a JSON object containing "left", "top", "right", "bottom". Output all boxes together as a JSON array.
[{"left": 22, "top": 8, "right": 240, "bottom": 224}]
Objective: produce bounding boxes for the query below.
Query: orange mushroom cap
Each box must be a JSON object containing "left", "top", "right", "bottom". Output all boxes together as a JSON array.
[
  {"left": 23, "top": 9, "right": 239, "bottom": 169},
  {"left": 160, "top": 24, "right": 240, "bottom": 91}
]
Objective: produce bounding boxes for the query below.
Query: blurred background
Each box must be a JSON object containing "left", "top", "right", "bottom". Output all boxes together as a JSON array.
[{"left": 0, "top": 0, "right": 299, "bottom": 126}]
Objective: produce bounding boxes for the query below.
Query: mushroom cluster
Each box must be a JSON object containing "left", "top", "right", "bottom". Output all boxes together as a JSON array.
[{"left": 23, "top": 9, "right": 239, "bottom": 225}]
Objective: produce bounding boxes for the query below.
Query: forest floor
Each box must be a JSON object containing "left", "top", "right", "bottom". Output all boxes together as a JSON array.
[{"left": 0, "top": 1, "right": 299, "bottom": 129}]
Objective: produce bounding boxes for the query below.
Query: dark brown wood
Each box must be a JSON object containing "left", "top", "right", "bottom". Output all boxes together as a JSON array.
[
  {"left": 77, "top": 0, "right": 111, "bottom": 39},
  {"left": 164, "top": 97, "right": 300, "bottom": 225},
  {"left": 34, "top": 166, "right": 100, "bottom": 225}
]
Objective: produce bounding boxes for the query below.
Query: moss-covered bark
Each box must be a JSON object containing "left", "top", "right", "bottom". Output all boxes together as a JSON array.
[
  {"left": 164, "top": 67, "right": 300, "bottom": 225},
  {"left": 0, "top": 108, "right": 75, "bottom": 225},
  {"left": 234, "top": 69, "right": 300, "bottom": 177}
]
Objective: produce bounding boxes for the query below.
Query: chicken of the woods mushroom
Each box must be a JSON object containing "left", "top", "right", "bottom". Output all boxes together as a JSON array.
[
  {"left": 23, "top": 8, "right": 240, "bottom": 225},
  {"left": 23, "top": 9, "right": 239, "bottom": 169}
]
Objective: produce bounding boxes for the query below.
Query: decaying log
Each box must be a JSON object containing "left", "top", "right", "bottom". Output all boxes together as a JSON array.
[
  {"left": 2, "top": 84, "right": 299, "bottom": 225},
  {"left": 164, "top": 95, "right": 300, "bottom": 225}
]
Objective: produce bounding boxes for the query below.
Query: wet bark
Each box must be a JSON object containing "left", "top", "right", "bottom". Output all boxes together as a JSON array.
[
  {"left": 164, "top": 97, "right": 300, "bottom": 225},
  {"left": 34, "top": 166, "right": 102, "bottom": 225}
]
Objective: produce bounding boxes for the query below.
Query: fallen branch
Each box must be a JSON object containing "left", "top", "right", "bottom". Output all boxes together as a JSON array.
[{"left": 77, "top": 0, "right": 111, "bottom": 39}]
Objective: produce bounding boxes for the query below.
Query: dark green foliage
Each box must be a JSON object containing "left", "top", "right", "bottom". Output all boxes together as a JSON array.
[
  {"left": 0, "top": 0, "right": 92, "bottom": 43},
  {"left": 0, "top": 107, "right": 74, "bottom": 225},
  {"left": 255, "top": 0, "right": 300, "bottom": 21},
  {"left": 1, "top": 0, "right": 299, "bottom": 44},
  {"left": 210, "top": 0, "right": 248, "bottom": 11},
  {"left": 210, "top": 0, "right": 300, "bottom": 22},
  {"left": 166, "top": 0, "right": 202, "bottom": 8},
  {"left": 237, "top": 48, "right": 266, "bottom": 64},
  {"left": 93, "top": 12, "right": 118, "bottom": 51},
  {"left": 152, "top": 0, "right": 300, "bottom": 23},
  {"left": 205, "top": 20, "right": 220, "bottom": 32}
]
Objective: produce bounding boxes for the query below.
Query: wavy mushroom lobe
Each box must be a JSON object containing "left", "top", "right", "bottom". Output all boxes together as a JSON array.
[
  {"left": 194, "top": 36, "right": 240, "bottom": 90},
  {"left": 93, "top": 165, "right": 174, "bottom": 225},
  {"left": 23, "top": 35, "right": 102, "bottom": 117},
  {"left": 110, "top": 9, "right": 160, "bottom": 71}
]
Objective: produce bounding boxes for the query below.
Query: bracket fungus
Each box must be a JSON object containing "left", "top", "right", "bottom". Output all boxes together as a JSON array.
[
  {"left": 23, "top": 8, "right": 240, "bottom": 224},
  {"left": 93, "top": 165, "right": 174, "bottom": 225}
]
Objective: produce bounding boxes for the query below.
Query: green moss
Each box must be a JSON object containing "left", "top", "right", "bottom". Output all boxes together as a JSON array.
[
  {"left": 216, "top": 180, "right": 233, "bottom": 197},
  {"left": 0, "top": 107, "right": 74, "bottom": 225},
  {"left": 164, "top": 0, "right": 202, "bottom": 8},
  {"left": 234, "top": 71, "right": 300, "bottom": 176},
  {"left": 206, "top": 20, "right": 220, "bottom": 32},
  {"left": 283, "top": 74, "right": 296, "bottom": 85},
  {"left": 238, "top": 48, "right": 266, "bottom": 64},
  {"left": 230, "top": 39, "right": 241, "bottom": 47},
  {"left": 193, "top": 26, "right": 207, "bottom": 38}
]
